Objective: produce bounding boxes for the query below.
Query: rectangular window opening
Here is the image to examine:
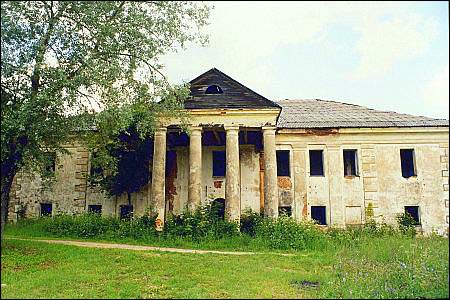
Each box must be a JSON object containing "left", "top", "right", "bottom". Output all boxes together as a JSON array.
[
  {"left": 309, "top": 150, "right": 324, "bottom": 176},
  {"left": 90, "top": 151, "right": 104, "bottom": 177},
  {"left": 311, "top": 206, "right": 326, "bottom": 225},
  {"left": 88, "top": 205, "right": 102, "bottom": 215},
  {"left": 40, "top": 203, "right": 52, "bottom": 217},
  {"left": 404, "top": 206, "right": 420, "bottom": 225},
  {"left": 343, "top": 149, "right": 358, "bottom": 176},
  {"left": 276, "top": 150, "right": 290, "bottom": 177},
  {"left": 44, "top": 152, "right": 56, "bottom": 173},
  {"left": 120, "top": 205, "right": 133, "bottom": 220},
  {"left": 278, "top": 206, "right": 292, "bottom": 217},
  {"left": 212, "top": 151, "right": 226, "bottom": 177},
  {"left": 400, "top": 149, "right": 416, "bottom": 178}
]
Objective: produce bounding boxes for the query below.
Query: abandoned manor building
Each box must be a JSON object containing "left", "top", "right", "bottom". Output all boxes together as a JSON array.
[{"left": 8, "top": 68, "right": 450, "bottom": 234}]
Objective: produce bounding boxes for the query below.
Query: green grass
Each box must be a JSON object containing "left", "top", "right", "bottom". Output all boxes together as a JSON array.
[{"left": 2, "top": 223, "right": 449, "bottom": 299}]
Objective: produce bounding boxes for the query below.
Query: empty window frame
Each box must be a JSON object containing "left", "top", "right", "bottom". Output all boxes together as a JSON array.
[
  {"left": 90, "top": 152, "right": 103, "bottom": 177},
  {"left": 276, "top": 150, "right": 290, "bottom": 176},
  {"left": 404, "top": 206, "right": 420, "bottom": 225},
  {"left": 88, "top": 205, "right": 102, "bottom": 214},
  {"left": 212, "top": 150, "right": 226, "bottom": 177},
  {"left": 343, "top": 149, "right": 359, "bottom": 176},
  {"left": 120, "top": 205, "right": 133, "bottom": 220},
  {"left": 400, "top": 149, "right": 416, "bottom": 178},
  {"left": 278, "top": 206, "right": 292, "bottom": 217},
  {"left": 40, "top": 203, "right": 52, "bottom": 217},
  {"left": 44, "top": 152, "right": 56, "bottom": 173},
  {"left": 311, "top": 206, "right": 327, "bottom": 225},
  {"left": 309, "top": 150, "right": 324, "bottom": 176}
]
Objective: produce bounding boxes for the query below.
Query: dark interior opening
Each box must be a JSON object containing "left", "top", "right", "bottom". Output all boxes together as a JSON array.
[
  {"left": 211, "top": 198, "right": 225, "bottom": 220},
  {"left": 120, "top": 205, "right": 133, "bottom": 220},
  {"left": 40, "top": 203, "right": 52, "bottom": 217},
  {"left": 212, "top": 151, "right": 226, "bottom": 177},
  {"left": 400, "top": 149, "right": 416, "bottom": 178},
  {"left": 278, "top": 206, "right": 292, "bottom": 217},
  {"left": 405, "top": 206, "right": 420, "bottom": 224},
  {"left": 205, "top": 85, "right": 224, "bottom": 94},
  {"left": 88, "top": 205, "right": 102, "bottom": 214},
  {"left": 309, "top": 150, "right": 324, "bottom": 176},
  {"left": 343, "top": 149, "right": 358, "bottom": 176},
  {"left": 277, "top": 150, "right": 290, "bottom": 176},
  {"left": 311, "top": 206, "right": 326, "bottom": 225}
]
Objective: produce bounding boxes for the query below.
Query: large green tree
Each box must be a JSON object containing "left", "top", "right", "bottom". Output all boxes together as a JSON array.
[{"left": 1, "top": 1, "right": 210, "bottom": 238}]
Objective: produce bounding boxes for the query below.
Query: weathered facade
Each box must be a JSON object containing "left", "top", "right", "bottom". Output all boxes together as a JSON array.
[{"left": 8, "top": 68, "right": 450, "bottom": 234}]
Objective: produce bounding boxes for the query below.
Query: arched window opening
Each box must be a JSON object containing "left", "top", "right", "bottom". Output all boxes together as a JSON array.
[
  {"left": 210, "top": 198, "right": 225, "bottom": 220},
  {"left": 205, "top": 85, "right": 223, "bottom": 94}
]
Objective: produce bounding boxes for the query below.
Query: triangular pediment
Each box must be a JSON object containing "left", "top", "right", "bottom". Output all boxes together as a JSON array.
[{"left": 185, "top": 68, "right": 280, "bottom": 109}]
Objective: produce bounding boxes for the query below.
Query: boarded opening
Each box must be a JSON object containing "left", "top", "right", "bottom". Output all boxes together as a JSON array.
[
  {"left": 311, "top": 206, "right": 326, "bottom": 225},
  {"left": 40, "top": 203, "right": 52, "bottom": 216},
  {"left": 278, "top": 206, "right": 292, "bottom": 217},
  {"left": 400, "top": 149, "right": 416, "bottom": 178},
  {"left": 405, "top": 206, "right": 420, "bottom": 225},
  {"left": 343, "top": 150, "right": 358, "bottom": 176},
  {"left": 120, "top": 205, "right": 133, "bottom": 220},
  {"left": 212, "top": 151, "right": 226, "bottom": 177},
  {"left": 309, "top": 150, "right": 324, "bottom": 176},
  {"left": 276, "top": 150, "right": 290, "bottom": 177},
  {"left": 88, "top": 205, "right": 102, "bottom": 214},
  {"left": 211, "top": 198, "right": 225, "bottom": 220}
]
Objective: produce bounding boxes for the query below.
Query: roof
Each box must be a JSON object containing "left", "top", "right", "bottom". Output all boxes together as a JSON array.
[
  {"left": 276, "top": 99, "right": 449, "bottom": 129},
  {"left": 185, "top": 68, "right": 280, "bottom": 109}
]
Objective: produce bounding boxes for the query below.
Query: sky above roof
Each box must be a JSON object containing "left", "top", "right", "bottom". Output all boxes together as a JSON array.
[{"left": 161, "top": 1, "right": 449, "bottom": 120}]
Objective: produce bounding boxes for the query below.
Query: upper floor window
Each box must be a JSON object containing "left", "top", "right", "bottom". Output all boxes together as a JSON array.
[
  {"left": 205, "top": 85, "right": 223, "bottom": 94},
  {"left": 400, "top": 149, "right": 416, "bottom": 178},
  {"left": 276, "top": 150, "right": 290, "bottom": 176},
  {"left": 343, "top": 149, "right": 358, "bottom": 177},
  {"left": 212, "top": 151, "right": 226, "bottom": 177},
  {"left": 309, "top": 150, "right": 324, "bottom": 176},
  {"left": 44, "top": 152, "right": 56, "bottom": 174}
]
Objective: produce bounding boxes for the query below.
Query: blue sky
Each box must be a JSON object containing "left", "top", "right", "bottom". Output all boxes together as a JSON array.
[{"left": 161, "top": 1, "right": 449, "bottom": 119}]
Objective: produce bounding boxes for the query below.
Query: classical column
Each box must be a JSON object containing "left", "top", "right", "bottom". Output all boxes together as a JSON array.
[
  {"left": 188, "top": 126, "right": 202, "bottom": 211},
  {"left": 151, "top": 127, "right": 167, "bottom": 231},
  {"left": 327, "top": 146, "right": 344, "bottom": 227},
  {"left": 262, "top": 126, "right": 278, "bottom": 218},
  {"left": 225, "top": 125, "right": 240, "bottom": 222},
  {"left": 293, "top": 147, "right": 307, "bottom": 220}
]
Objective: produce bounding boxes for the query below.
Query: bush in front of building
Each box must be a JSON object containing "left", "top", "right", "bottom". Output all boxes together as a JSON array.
[{"left": 163, "top": 205, "right": 240, "bottom": 240}]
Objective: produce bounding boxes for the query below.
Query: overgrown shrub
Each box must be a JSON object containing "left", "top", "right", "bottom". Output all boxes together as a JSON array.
[
  {"left": 254, "top": 216, "right": 327, "bottom": 250},
  {"left": 240, "top": 209, "right": 263, "bottom": 237},
  {"left": 163, "top": 204, "right": 239, "bottom": 240},
  {"left": 397, "top": 212, "right": 418, "bottom": 237}
]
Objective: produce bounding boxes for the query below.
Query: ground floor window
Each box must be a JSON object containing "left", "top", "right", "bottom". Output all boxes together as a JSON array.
[
  {"left": 404, "top": 206, "right": 420, "bottom": 225},
  {"left": 278, "top": 206, "right": 292, "bottom": 217},
  {"left": 88, "top": 205, "right": 102, "bottom": 215},
  {"left": 211, "top": 198, "right": 225, "bottom": 220},
  {"left": 40, "top": 203, "right": 52, "bottom": 217},
  {"left": 120, "top": 205, "right": 133, "bottom": 220},
  {"left": 311, "top": 206, "right": 326, "bottom": 225}
]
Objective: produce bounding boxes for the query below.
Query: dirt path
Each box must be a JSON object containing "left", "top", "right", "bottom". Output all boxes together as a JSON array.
[{"left": 6, "top": 237, "right": 294, "bottom": 256}]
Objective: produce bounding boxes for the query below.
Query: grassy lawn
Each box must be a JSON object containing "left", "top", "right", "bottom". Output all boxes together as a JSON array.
[{"left": 1, "top": 233, "right": 449, "bottom": 299}]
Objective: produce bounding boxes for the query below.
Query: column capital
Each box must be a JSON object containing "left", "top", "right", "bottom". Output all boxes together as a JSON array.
[
  {"left": 224, "top": 125, "right": 240, "bottom": 131},
  {"left": 154, "top": 127, "right": 167, "bottom": 134},
  {"left": 262, "top": 126, "right": 277, "bottom": 134},
  {"left": 189, "top": 126, "right": 203, "bottom": 132}
]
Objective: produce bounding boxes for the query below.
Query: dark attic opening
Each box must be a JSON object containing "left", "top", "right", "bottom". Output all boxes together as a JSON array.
[{"left": 205, "top": 84, "right": 223, "bottom": 94}]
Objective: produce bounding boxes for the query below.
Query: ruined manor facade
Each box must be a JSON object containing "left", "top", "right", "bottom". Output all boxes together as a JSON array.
[{"left": 8, "top": 68, "right": 450, "bottom": 234}]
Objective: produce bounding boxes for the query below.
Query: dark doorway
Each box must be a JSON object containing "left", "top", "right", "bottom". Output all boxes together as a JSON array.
[{"left": 211, "top": 198, "right": 225, "bottom": 220}]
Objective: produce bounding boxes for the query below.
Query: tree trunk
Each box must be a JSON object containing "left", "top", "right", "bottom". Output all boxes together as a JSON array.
[{"left": 1, "top": 156, "right": 20, "bottom": 241}]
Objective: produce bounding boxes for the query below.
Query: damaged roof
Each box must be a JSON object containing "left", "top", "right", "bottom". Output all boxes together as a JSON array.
[
  {"left": 276, "top": 99, "right": 449, "bottom": 129},
  {"left": 185, "top": 68, "right": 281, "bottom": 109}
]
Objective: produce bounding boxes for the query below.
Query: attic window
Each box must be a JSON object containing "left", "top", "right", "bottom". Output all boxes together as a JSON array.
[{"left": 205, "top": 85, "right": 223, "bottom": 94}]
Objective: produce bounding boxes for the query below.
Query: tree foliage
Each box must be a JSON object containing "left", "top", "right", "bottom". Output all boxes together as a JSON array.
[{"left": 1, "top": 1, "right": 210, "bottom": 238}]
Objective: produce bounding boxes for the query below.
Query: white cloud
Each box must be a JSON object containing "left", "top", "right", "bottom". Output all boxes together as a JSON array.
[
  {"left": 421, "top": 65, "right": 449, "bottom": 119},
  {"left": 351, "top": 12, "right": 438, "bottom": 79}
]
